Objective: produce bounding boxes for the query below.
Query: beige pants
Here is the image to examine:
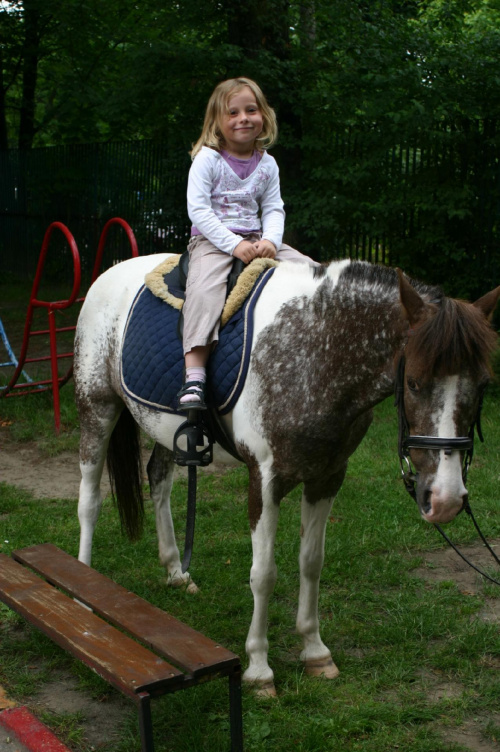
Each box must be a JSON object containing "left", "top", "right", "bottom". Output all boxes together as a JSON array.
[{"left": 182, "top": 233, "right": 320, "bottom": 354}]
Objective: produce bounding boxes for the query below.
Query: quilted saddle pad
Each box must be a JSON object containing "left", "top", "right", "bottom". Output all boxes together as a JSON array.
[{"left": 120, "top": 267, "right": 275, "bottom": 415}]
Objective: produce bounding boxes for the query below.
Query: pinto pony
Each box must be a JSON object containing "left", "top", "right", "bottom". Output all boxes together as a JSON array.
[{"left": 74, "top": 255, "right": 499, "bottom": 696}]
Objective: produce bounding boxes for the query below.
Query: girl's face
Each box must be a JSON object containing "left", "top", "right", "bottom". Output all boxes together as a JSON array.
[{"left": 219, "top": 86, "right": 264, "bottom": 157}]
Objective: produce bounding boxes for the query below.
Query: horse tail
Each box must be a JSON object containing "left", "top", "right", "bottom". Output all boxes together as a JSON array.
[{"left": 107, "top": 407, "right": 144, "bottom": 541}]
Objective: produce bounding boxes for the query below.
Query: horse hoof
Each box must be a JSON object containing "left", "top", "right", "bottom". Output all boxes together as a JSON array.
[
  {"left": 253, "top": 681, "right": 277, "bottom": 698},
  {"left": 167, "top": 574, "right": 199, "bottom": 593},
  {"left": 304, "top": 657, "right": 340, "bottom": 679}
]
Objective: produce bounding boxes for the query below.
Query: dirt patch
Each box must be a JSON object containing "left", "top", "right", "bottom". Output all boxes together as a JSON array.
[
  {"left": 0, "top": 425, "right": 233, "bottom": 500},
  {"left": 417, "top": 669, "right": 465, "bottom": 702},
  {"left": 31, "top": 674, "right": 130, "bottom": 750},
  {"left": 411, "top": 539, "right": 500, "bottom": 596},
  {"left": 0, "top": 436, "right": 85, "bottom": 501},
  {"left": 412, "top": 542, "right": 500, "bottom": 751},
  {"left": 441, "top": 715, "right": 500, "bottom": 752},
  {"left": 411, "top": 539, "right": 500, "bottom": 631}
]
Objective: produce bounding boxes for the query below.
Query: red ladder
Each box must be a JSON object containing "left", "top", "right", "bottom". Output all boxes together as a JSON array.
[{"left": 0, "top": 218, "right": 139, "bottom": 432}]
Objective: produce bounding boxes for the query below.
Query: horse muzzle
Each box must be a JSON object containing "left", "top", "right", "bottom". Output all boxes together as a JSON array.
[
  {"left": 417, "top": 477, "right": 468, "bottom": 524},
  {"left": 399, "top": 431, "right": 474, "bottom": 524}
]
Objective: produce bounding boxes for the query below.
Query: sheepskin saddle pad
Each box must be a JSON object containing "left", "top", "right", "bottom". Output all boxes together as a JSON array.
[{"left": 120, "top": 255, "right": 277, "bottom": 415}]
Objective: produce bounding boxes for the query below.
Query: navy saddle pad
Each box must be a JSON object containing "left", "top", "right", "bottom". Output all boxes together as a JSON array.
[{"left": 120, "top": 267, "right": 275, "bottom": 415}]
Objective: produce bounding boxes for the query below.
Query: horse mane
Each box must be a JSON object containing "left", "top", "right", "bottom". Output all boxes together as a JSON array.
[
  {"left": 335, "top": 261, "right": 497, "bottom": 377},
  {"left": 337, "top": 260, "right": 442, "bottom": 303},
  {"left": 410, "top": 296, "right": 498, "bottom": 378}
]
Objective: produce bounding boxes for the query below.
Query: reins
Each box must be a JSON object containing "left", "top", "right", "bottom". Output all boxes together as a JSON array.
[
  {"left": 395, "top": 353, "right": 500, "bottom": 587},
  {"left": 434, "top": 507, "right": 500, "bottom": 587}
]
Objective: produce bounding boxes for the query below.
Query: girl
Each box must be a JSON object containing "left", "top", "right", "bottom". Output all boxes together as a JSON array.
[{"left": 178, "top": 77, "right": 319, "bottom": 409}]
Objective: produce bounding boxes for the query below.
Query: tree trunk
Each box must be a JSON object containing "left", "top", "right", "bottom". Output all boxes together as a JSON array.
[
  {"left": 0, "top": 48, "right": 9, "bottom": 151},
  {"left": 18, "top": 1, "right": 41, "bottom": 150},
  {"left": 225, "top": 0, "right": 290, "bottom": 60},
  {"left": 299, "top": 1, "right": 317, "bottom": 50}
]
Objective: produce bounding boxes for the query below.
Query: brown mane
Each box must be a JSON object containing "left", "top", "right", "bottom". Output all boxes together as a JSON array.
[{"left": 410, "top": 296, "right": 498, "bottom": 378}]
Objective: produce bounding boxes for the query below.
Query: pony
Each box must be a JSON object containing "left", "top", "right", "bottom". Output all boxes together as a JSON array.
[{"left": 74, "top": 254, "right": 499, "bottom": 696}]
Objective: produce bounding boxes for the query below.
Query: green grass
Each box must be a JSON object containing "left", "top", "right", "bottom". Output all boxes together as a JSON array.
[
  {"left": 0, "top": 384, "right": 80, "bottom": 452},
  {"left": 1, "top": 278, "right": 82, "bottom": 452},
  {"left": 1, "top": 395, "right": 500, "bottom": 751}
]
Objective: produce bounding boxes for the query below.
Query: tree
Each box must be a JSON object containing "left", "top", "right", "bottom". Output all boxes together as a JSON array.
[{"left": 0, "top": 0, "right": 24, "bottom": 149}]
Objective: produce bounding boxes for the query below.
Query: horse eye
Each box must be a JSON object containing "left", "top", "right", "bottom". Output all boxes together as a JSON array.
[{"left": 407, "top": 377, "right": 419, "bottom": 393}]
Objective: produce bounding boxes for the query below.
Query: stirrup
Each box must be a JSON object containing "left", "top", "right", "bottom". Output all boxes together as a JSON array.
[{"left": 177, "top": 380, "right": 207, "bottom": 411}]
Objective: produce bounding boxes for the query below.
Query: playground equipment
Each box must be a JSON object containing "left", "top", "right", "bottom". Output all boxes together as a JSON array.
[
  {"left": 0, "top": 217, "right": 139, "bottom": 432},
  {"left": 91, "top": 215, "right": 139, "bottom": 284},
  {"left": 0, "top": 317, "right": 33, "bottom": 386}
]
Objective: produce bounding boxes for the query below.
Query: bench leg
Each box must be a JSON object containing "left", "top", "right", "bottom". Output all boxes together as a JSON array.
[
  {"left": 229, "top": 668, "right": 243, "bottom": 752},
  {"left": 138, "top": 692, "right": 155, "bottom": 752}
]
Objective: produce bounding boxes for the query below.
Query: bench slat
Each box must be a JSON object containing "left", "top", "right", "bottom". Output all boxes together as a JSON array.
[
  {"left": 0, "top": 555, "right": 184, "bottom": 699},
  {"left": 12, "top": 544, "right": 239, "bottom": 679}
]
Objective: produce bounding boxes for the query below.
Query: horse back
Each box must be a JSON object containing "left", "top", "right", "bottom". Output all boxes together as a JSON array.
[{"left": 74, "top": 254, "right": 173, "bottom": 391}]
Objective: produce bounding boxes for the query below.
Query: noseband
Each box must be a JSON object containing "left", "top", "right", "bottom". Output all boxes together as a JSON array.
[{"left": 394, "top": 353, "right": 484, "bottom": 502}]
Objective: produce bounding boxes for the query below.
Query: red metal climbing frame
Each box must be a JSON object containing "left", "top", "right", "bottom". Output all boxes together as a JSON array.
[
  {"left": 0, "top": 217, "right": 139, "bottom": 432},
  {"left": 91, "top": 216, "right": 139, "bottom": 284}
]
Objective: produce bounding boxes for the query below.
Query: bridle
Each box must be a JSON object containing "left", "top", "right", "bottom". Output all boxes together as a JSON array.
[
  {"left": 394, "top": 353, "right": 482, "bottom": 501},
  {"left": 394, "top": 352, "right": 500, "bottom": 586}
]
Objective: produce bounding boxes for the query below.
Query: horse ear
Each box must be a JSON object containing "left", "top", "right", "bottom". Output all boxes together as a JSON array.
[
  {"left": 472, "top": 285, "right": 500, "bottom": 321},
  {"left": 397, "top": 268, "right": 426, "bottom": 326}
]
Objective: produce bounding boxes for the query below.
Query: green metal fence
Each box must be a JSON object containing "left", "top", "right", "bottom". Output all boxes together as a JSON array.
[
  {"left": 0, "top": 142, "right": 191, "bottom": 283},
  {"left": 286, "top": 120, "right": 500, "bottom": 297},
  {"left": 1, "top": 131, "right": 499, "bottom": 298}
]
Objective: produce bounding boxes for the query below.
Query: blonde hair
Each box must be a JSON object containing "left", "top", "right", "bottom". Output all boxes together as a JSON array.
[{"left": 190, "top": 77, "right": 278, "bottom": 159}]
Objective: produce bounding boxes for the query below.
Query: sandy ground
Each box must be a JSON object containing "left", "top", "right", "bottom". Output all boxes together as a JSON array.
[
  {"left": 0, "top": 425, "right": 235, "bottom": 500},
  {"left": 0, "top": 431, "right": 85, "bottom": 500}
]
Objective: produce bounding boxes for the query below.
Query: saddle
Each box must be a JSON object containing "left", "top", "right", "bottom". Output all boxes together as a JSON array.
[
  {"left": 122, "top": 254, "right": 278, "bottom": 461},
  {"left": 145, "top": 250, "right": 248, "bottom": 340},
  {"left": 178, "top": 250, "right": 247, "bottom": 308}
]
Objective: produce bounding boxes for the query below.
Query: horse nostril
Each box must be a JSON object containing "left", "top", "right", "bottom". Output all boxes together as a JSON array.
[{"left": 422, "top": 489, "right": 432, "bottom": 515}]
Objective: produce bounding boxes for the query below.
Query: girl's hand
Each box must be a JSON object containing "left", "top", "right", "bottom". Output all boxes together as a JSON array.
[
  {"left": 233, "top": 240, "right": 257, "bottom": 264},
  {"left": 252, "top": 239, "right": 277, "bottom": 259}
]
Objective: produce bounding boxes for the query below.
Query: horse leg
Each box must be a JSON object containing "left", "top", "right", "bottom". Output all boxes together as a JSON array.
[
  {"left": 242, "top": 465, "right": 281, "bottom": 697},
  {"left": 78, "top": 402, "right": 121, "bottom": 567},
  {"left": 297, "top": 476, "right": 346, "bottom": 680},
  {"left": 146, "top": 443, "right": 198, "bottom": 593}
]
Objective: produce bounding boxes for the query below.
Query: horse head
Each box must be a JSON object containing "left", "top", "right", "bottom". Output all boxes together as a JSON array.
[{"left": 397, "top": 271, "right": 500, "bottom": 524}]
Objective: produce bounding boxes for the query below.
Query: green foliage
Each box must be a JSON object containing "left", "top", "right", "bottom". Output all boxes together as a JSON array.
[
  {"left": 282, "top": 1, "right": 500, "bottom": 294},
  {"left": 2, "top": 0, "right": 500, "bottom": 295}
]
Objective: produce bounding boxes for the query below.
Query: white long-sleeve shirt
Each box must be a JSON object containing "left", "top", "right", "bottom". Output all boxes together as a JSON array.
[{"left": 187, "top": 146, "right": 285, "bottom": 255}]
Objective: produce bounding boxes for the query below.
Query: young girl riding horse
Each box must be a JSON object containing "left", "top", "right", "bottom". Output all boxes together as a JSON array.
[{"left": 178, "top": 76, "right": 319, "bottom": 409}]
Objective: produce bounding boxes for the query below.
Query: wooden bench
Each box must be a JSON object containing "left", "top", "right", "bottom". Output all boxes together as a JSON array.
[{"left": 0, "top": 544, "right": 243, "bottom": 752}]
